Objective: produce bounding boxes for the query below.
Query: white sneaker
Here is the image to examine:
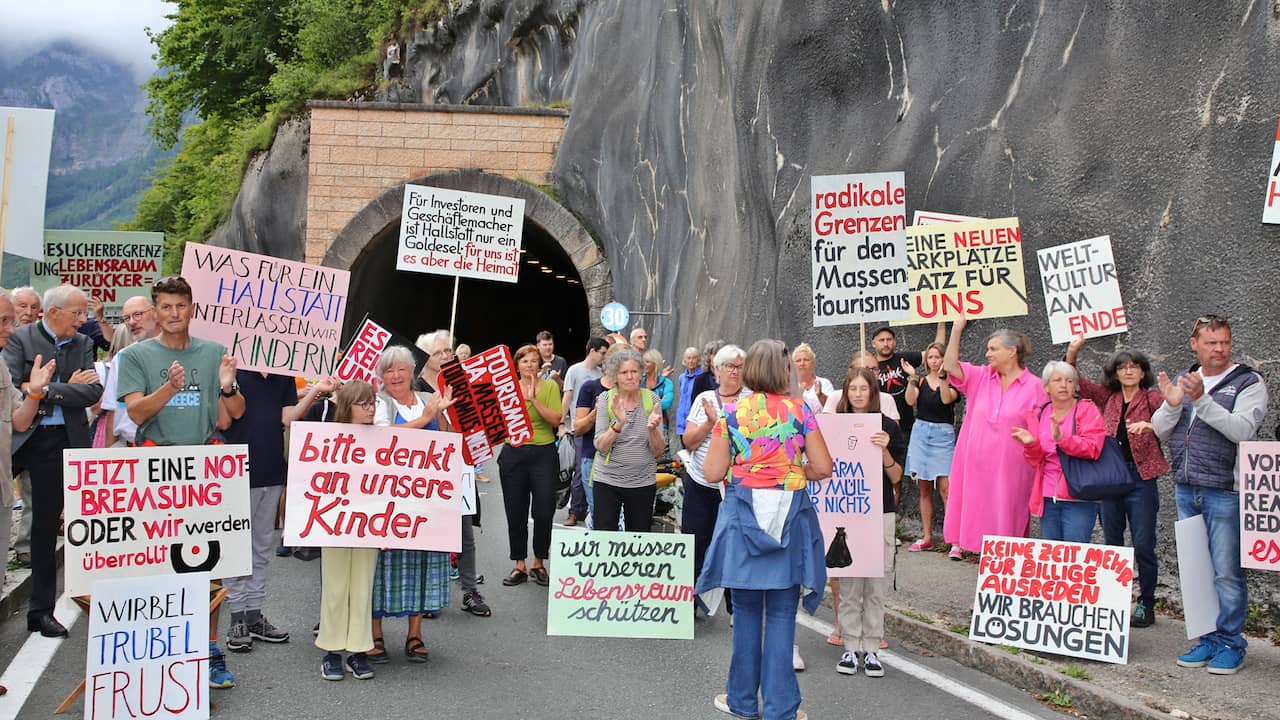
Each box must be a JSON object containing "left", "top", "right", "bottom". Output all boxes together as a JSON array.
[
  {"left": 863, "top": 651, "right": 885, "bottom": 677},
  {"left": 837, "top": 650, "right": 858, "bottom": 675},
  {"left": 792, "top": 644, "right": 805, "bottom": 671}
]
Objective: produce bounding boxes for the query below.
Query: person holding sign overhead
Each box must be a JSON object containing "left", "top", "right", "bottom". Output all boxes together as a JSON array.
[
  {"left": 902, "top": 342, "right": 957, "bottom": 553},
  {"left": 940, "top": 316, "right": 1046, "bottom": 559},
  {"left": 698, "top": 339, "right": 832, "bottom": 720},
  {"left": 593, "top": 347, "right": 667, "bottom": 532}
]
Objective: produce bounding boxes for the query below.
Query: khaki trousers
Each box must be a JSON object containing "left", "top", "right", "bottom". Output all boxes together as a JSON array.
[{"left": 836, "top": 513, "right": 895, "bottom": 653}]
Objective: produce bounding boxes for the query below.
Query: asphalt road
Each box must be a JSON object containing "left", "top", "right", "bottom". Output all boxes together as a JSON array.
[{"left": 0, "top": 485, "right": 1070, "bottom": 720}]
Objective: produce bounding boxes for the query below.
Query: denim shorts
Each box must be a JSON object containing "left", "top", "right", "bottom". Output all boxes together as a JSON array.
[{"left": 904, "top": 420, "right": 956, "bottom": 481}]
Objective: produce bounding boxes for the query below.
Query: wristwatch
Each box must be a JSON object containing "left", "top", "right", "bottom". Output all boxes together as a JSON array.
[{"left": 220, "top": 382, "right": 240, "bottom": 398}]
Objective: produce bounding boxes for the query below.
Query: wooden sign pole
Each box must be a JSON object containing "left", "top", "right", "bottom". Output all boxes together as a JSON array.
[{"left": 0, "top": 115, "right": 16, "bottom": 276}]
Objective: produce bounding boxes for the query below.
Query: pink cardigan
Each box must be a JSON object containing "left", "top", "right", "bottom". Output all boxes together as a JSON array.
[
  {"left": 1077, "top": 376, "right": 1170, "bottom": 481},
  {"left": 1021, "top": 400, "right": 1106, "bottom": 517}
]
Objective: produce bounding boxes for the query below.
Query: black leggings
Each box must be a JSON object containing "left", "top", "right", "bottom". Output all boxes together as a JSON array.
[
  {"left": 498, "top": 443, "right": 559, "bottom": 560},
  {"left": 592, "top": 482, "right": 657, "bottom": 532}
]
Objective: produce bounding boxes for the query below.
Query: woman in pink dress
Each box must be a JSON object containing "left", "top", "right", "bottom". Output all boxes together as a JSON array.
[{"left": 940, "top": 317, "right": 1047, "bottom": 558}]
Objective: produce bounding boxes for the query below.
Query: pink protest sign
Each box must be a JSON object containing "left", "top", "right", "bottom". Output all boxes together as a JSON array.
[
  {"left": 182, "top": 244, "right": 349, "bottom": 377},
  {"left": 810, "top": 413, "right": 884, "bottom": 577},
  {"left": 1240, "top": 441, "right": 1280, "bottom": 571},
  {"left": 283, "top": 422, "right": 462, "bottom": 552}
]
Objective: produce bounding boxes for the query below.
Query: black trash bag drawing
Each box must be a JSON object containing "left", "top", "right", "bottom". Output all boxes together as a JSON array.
[{"left": 825, "top": 527, "right": 853, "bottom": 568}]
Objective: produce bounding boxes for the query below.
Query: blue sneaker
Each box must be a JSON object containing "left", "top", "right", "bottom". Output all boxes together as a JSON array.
[
  {"left": 1176, "top": 639, "right": 1218, "bottom": 668},
  {"left": 208, "top": 643, "right": 235, "bottom": 688},
  {"left": 321, "top": 652, "right": 344, "bottom": 681},
  {"left": 1207, "top": 645, "right": 1245, "bottom": 675}
]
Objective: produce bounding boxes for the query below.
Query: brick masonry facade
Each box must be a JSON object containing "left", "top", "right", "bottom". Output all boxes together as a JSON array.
[{"left": 305, "top": 101, "right": 568, "bottom": 265}]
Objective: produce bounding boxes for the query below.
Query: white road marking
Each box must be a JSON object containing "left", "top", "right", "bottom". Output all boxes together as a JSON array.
[
  {"left": 0, "top": 592, "right": 84, "bottom": 720},
  {"left": 794, "top": 612, "right": 1047, "bottom": 720}
]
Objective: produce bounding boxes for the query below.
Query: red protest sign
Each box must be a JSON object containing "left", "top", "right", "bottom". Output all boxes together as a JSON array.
[
  {"left": 336, "top": 317, "right": 392, "bottom": 386},
  {"left": 439, "top": 345, "right": 533, "bottom": 465}
]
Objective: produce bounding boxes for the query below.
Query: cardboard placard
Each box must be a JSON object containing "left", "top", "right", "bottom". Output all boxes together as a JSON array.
[
  {"left": 283, "top": 422, "right": 462, "bottom": 552},
  {"left": 1240, "top": 441, "right": 1280, "bottom": 571},
  {"left": 439, "top": 345, "right": 533, "bottom": 465},
  {"left": 0, "top": 106, "right": 55, "bottom": 260},
  {"left": 1175, "top": 515, "right": 1220, "bottom": 639},
  {"left": 970, "top": 536, "right": 1133, "bottom": 664},
  {"left": 182, "top": 244, "right": 349, "bottom": 377},
  {"left": 85, "top": 572, "right": 210, "bottom": 720},
  {"left": 1264, "top": 118, "right": 1280, "bottom": 224},
  {"left": 1037, "top": 236, "right": 1127, "bottom": 343},
  {"left": 62, "top": 446, "right": 252, "bottom": 597},
  {"left": 32, "top": 230, "right": 165, "bottom": 314},
  {"left": 396, "top": 185, "right": 525, "bottom": 282},
  {"left": 547, "top": 529, "right": 694, "bottom": 639},
  {"left": 334, "top": 314, "right": 428, "bottom": 390},
  {"left": 811, "top": 414, "right": 884, "bottom": 577},
  {"left": 810, "top": 172, "right": 910, "bottom": 326},
  {"left": 896, "top": 217, "right": 1028, "bottom": 325}
]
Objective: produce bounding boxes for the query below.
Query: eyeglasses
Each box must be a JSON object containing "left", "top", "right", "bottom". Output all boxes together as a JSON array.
[
  {"left": 1192, "top": 314, "right": 1230, "bottom": 335},
  {"left": 722, "top": 363, "right": 744, "bottom": 373},
  {"left": 124, "top": 310, "right": 152, "bottom": 322},
  {"left": 354, "top": 400, "right": 377, "bottom": 409}
]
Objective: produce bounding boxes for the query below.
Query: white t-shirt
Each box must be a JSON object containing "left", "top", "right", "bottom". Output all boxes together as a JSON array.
[
  {"left": 685, "top": 387, "right": 750, "bottom": 487},
  {"left": 800, "top": 376, "right": 835, "bottom": 415},
  {"left": 563, "top": 361, "right": 602, "bottom": 420},
  {"left": 822, "top": 388, "right": 901, "bottom": 421},
  {"left": 375, "top": 394, "right": 427, "bottom": 426},
  {"left": 1191, "top": 365, "right": 1238, "bottom": 423},
  {"left": 99, "top": 359, "right": 139, "bottom": 444}
]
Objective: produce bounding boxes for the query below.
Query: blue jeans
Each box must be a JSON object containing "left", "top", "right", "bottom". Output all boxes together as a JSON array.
[
  {"left": 1100, "top": 464, "right": 1159, "bottom": 610},
  {"left": 1040, "top": 498, "right": 1097, "bottom": 543},
  {"left": 726, "top": 586, "right": 801, "bottom": 720},
  {"left": 1175, "top": 484, "right": 1247, "bottom": 651},
  {"left": 580, "top": 457, "right": 595, "bottom": 523}
]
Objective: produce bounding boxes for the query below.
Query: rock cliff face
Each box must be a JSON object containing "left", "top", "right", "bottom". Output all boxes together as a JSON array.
[{"left": 214, "top": 0, "right": 1280, "bottom": 609}]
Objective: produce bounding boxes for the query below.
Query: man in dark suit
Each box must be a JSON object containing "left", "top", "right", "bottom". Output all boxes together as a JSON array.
[{"left": 4, "top": 284, "right": 102, "bottom": 638}]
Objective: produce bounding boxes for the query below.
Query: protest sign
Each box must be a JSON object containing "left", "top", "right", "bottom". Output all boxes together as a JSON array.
[
  {"left": 0, "top": 106, "right": 55, "bottom": 260},
  {"left": 33, "top": 230, "right": 165, "bottom": 315},
  {"left": 912, "top": 210, "right": 978, "bottom": 225},
  {"left": 1175, "top": 515, "right": 1220, "bottom": 639},
  {"left": 85, "top": 572, "right": 209, "bottom": 720},
  {"left": 1264, "top": 119, "right": 1280, "bottom": 224},
  {"left": 334, "top": 314, "right": 428, "bottom": 390},
  {"left": 283, "top": 421, "right": 463, "bottom": 552},
  {"left": 396, "top": 185, "right": 525, "bottom": 282},
  {"left": 62, "top": 446, "right": 252, "bottom": 597},
  {"left": 970, "top": 536, "right": 1133, "bottom": 663},
  {"left": 896, "top": 217, "right": 1028, "bottom": 325},
  {"left": 1239, "top": 441, "right": 1280, "bottom": 571},
  {"left": 547, "top": 529, "right": 694, "bottom": 639},
  {"left": 810, "top": 414, "right": 884, "bottom": 577},
  {"left": 810, "top": 172, "right": 910, "bottom": 326},
  {"left": 182, "top": 244, "right": 349, "bottom": 377},
  {"left": 1037, "top": 236, "right": 1127, "bottom": 344},
  {"left": 439, "top": 345, "right": 533, "bottom": 465}
]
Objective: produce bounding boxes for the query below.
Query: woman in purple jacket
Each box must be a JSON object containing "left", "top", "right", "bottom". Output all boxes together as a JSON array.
[{"left": 1066, "top": 336, "right": 1169, "bottom": 628}]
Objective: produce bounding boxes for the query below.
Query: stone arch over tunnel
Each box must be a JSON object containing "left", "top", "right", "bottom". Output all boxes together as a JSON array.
[{"left": 323, "top": 169, "right": 611, "bottom": 362}]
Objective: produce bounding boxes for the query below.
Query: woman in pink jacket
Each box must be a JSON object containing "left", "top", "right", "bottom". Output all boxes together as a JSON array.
[{"left": 1011, "top": 361, "right": 1105, "bottom": 543}]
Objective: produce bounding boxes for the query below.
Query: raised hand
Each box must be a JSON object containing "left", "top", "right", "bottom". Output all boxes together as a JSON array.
[
  {"left": 314, "top": 376, "right": 339, "bottom": 394},
  {"left": 660, "top": 364, "right": 673, "bottom": 378},
  {"left": 610, "top": 393, "right": 625, "bottom": 428},
  {"left": 646, "top": 404, "right": 662, "bottom": 430},
  {"left": 1010, "top": 426, "right": 1035, "bottom": 445},
  {"left": 870, "top": 430, "right": 890, "bottom": 448},
  {"left": 167, "top": 360, "right": 186, "bottom": 391},
  {"left": 899, "top": 357, "right": 916, "bottom": 377},
  {"left": 1157, "top": 371, "right": 1183, "bottom": 406},
  {"left": 700, "top": 396, "right": 718, "bottom": 421},
  {"left": 68, "top": 367, "right": 99, "bottom": 385},
  {"left": 27, "top": 354, "right": 55, "bottom": 388},
  {"left": 1179, "top": 372, "right": 1205, "bottom": 402},
  {"left": 219, "top": 355, "right": 238, "bottom": 388}
]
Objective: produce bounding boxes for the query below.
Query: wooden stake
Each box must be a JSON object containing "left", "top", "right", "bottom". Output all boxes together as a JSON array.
[
  {"left": 859, "top": 322, "right": 868, "bottom": 367},
  {"left": 447, "top": 273, "right": 460, "bottom": 343},
  {"left": 0, "top": 115, "right": 16, "bottom": 273}
]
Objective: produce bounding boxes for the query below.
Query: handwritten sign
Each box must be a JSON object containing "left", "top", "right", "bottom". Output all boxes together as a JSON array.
[
  {"left": 1240, "top": 441, "right": 1280, "bottom": 571},
  {"left": 811, "top": 414, "right": 883, "bottom": 577},
  {"left": 896, "top": 217, "right": 1028, "bottom": 325},
  {"left": 970, "top": 536, "right": 1133, "bottom": 664},
  {"left": 810, "top": 172, "right": 910, "bottom": 326},
  {"left": 283, "top": 422, "right": 462, "bottom": 552},
  {"left": 396, "top": 185, "right": 525, "bottom": 282},
  {"left": 182, "top": 244, "right": 349, "bottom": 377},
  {"left": 0, "top": 106, "right": 55, "bottom": 259},
  {"left": 334, "top": 314, "right": 428, "bottom": 390},
  {"left": 547, "top": 529, "right": 694, "bottom": 639},
  {"left": 62, "top": 446, "right": 252, "bottom": 597},
  {"left": 85, "top": 572, "right": 209, "bottom": 720},
  {"left": 1264, "top": 119, "right": 1280, "bottom": 224},
  {"left": 439, "top": 345, "right": 533, "bottom": 465},
  {"left": 1037, "top": 236, "right": 1127, "bottom": 344},
  {"left": 33, "top": 230, "right": 165, "bottom": 315}
]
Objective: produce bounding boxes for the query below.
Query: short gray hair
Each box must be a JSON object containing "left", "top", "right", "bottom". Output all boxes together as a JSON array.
[
  {"left": 43, "top": 284, "right": 85, "bottom": 311},
  {"left": 1040, "top": 360, "right": 1078, "bottom": 388},
  {"left": 713, "top": 344, "right": 745, "bottom": 368},
  {"left": 376, "top": 344, "right": 417, "bottom": 377},
  {"left": 987, "top": 328, "right": 1032, "bottom": 367},
  {"left": 0, "top": 289, "right": 12, "bottom": 306},
  {"left": 683, "top": 346, "right": 699, "bottom": 359},
  {"left": 12, "top": 286, "right": 38, "bottom": 303},
  {"left": 415, "top": 329, "right": 451, "bottom": 355},
  {"left": 603, "top": 347, "right": 644, "bottom": 379}
]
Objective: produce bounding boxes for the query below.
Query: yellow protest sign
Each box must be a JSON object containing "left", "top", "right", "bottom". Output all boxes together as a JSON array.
[{"left": 895, "top": 217, "right": 1028, "bottom": 326}]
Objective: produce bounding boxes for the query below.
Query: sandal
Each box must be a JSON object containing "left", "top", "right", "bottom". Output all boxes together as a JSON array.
[
  {"left": 405, "top": 637, "right": 429, "bottom": 663},
  {"left": 422, "top": 610, "right": 440, "bottom": 619},
  {"left": 367, "top": 636, "right": 389, "bottom": 664},
  {"left": 909, "top": 540, "right": 934, "bottom": 552},
  {"left": 502, "top": 569, "right": 528, "bottom": 586},
  {"left": 826, "top": 632, "right": 843, "bottom": 647},
  {"left": 530, "top": 566, "right": 549, "bottom": 587}
]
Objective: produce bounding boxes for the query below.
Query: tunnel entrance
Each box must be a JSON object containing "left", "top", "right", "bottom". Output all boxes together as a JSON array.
[{"left": 324, "top": 170, "right": 611, "bottom": 364}]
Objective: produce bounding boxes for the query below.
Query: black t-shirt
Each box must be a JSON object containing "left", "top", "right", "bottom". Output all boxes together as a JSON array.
[
  {"left": 691, "top": 370, "right": 718, "bottom": 398},
  {"left": 223, "top": 371, "right": 298, "bottom": 488},
  {"left": 1116, "top": 400, "right": 1134, "bottom": 462},
  {"left": 914, "top": 377, "right": 955, "bottom": 425},
  {"left": 880, "top": 414, "right": 907, "bottom": 514},
  {"left": 575, "top": 378, "right": 608, "bottom": 460},
  {"left": 877, "top": 352, "right": 922, "bottom": 432}
]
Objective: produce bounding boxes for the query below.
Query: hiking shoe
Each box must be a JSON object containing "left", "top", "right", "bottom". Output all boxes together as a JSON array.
[
  {"left": 792, "top": 644, "right": 805, "bottom": 671},
  {"left": 1177, "top": 639, "right": 1219, "bottom": 668},
  {"left": 345, "top": 652, "right": 375, "bottom": 680},
  {"left": 208, "top": 643, "right": 235, "bottom": 688},
  {"left": 462, "top": 590, "right": 492, "bottom": 617},
  {"left": 862, "top": 651, "right": 885, "bottom": 677},
  {"left": 248, "top": 616, "right": 290, "bottom": 643},
  {"left": 713, "top": 693, "right": 759, "bottom": 719},
  {"left": 226, "top": 622, "right": 252, "bottom": 653},
  {"left": 837, "top": 651, "right": 858, "bottom": 675},
  {"left": 1131, "top": 604, "right": 1155, "bottom": 628},
  {"left": 321, "top": 653, "right": 343, "bottom": 681},
  {"left": 1207, "top": 646, "right": 1245, "bottom": 675}
]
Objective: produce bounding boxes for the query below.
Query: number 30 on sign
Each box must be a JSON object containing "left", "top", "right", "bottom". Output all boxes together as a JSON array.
[{"left": 600, "top": 302, "right": 630, "bottom": 332}]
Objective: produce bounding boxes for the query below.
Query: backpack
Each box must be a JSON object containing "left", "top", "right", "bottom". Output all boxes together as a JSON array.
[{"left": 590, "top": 388, "right": 658, "bottom": 483}]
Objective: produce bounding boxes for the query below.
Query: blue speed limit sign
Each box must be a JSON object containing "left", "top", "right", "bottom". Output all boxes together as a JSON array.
[{"left": 600, "top": 302, "right": 630, "bottom": 331}]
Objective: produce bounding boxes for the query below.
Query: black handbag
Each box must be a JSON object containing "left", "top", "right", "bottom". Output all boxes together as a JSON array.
[
  {"left": 1049, "top": 404, "right": 1138, "bottom": 501},
  {"left": 825, "top": 527, "right": 853, "bottom": 568}
]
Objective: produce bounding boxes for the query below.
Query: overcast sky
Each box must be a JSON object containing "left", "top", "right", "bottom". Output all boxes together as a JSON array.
[{"left": 0, "top": 0, "right": 173, "bottom": 77}]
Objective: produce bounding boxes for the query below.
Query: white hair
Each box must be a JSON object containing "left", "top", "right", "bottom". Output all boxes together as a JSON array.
[
  {"left": 376, "top": 345, "right": 417, "bottom": 376},
  {"left": 713, "top": 344, "right": 745, "bottom": 368},
  {"left": 42, "top": 284, "right": 84, "bottom": 311},
  {"left": 415, "top": 329, "right": 451, "bottom": 355},
  {"left": 1040, "top": 360, "right": 1078, "bottom": 388}
]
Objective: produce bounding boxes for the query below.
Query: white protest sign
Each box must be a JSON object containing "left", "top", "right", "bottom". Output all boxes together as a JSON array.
[
  {"left": 85, "top": 573, "right": 210, "bottom": 720},
  {"left": 1175, "top": 515, "right": 1220, "bottom": 639},
  {"left": 1264, "top": 119, "right": 1280, "bottom": 224},
  {"left": 810, "top": 172, "right": 910, "bottom": 326},
  {"left": 0, "top": 106, "right": 55, "bottom": 259},
  {"left": 1037, "top": 236, "right": 1127, "bottom": 344},
  {"left": 912, "top": 210, "right": 978, "bottom": 225},
  {"left": 63, "top": 446, "right": 252, "bottom": 596},
  {"left": 397, "top": 185, "right": 525, "bottom": 282}
]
